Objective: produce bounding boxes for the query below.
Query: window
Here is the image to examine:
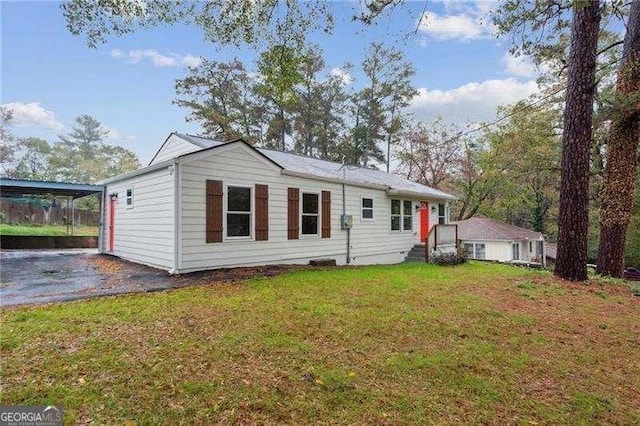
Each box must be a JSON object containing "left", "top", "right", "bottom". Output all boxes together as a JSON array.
[
  {"left": 529, "top": 241, "right": 533, "bottom": 252},
  {"left": 391, "top": 199, "right": 413, "bottom": 231},
  {"left": 362, "top": 198, "right": 374, "bottom": 220},
  {"left": 438, "top": 203, "right": 446, "bottom": 224},
  {"left": 226, "top": 186, "right": 251, "bottom": 238},
  {"left": 126, "top": 188, "right": 133, "bottom": 209},
  {"left": 512, "top": 243, "right": 520, "bottom": 260},
  {"left": 403, "top": 200, "right": 413, "bottom": 231},
  {"left": 301, "top": 192, "right": 319, "bottom": 236},
  {"left": 391, "top": 199, "right": 401, "bottom": 231},
  {"left": 465, "top": 243, "right": 486, "bottom": 260}
]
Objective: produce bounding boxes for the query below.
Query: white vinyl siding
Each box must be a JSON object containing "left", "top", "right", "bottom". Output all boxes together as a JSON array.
[
  {"left": 149, "top": 134, "right": 201, "bottom": 165},
  {"left": 102, "top": 167, "right": 175, "bottom": 269},
  {"left": 177, "top": 143, "right": 431, "bottom": 272}
]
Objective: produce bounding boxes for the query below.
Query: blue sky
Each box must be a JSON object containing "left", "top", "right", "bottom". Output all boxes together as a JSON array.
[{"left": 2, "top": 1, "right": 539, "bottom": 164}]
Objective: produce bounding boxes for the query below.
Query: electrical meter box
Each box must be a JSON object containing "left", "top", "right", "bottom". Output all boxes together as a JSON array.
[{"left": 341, "top": 214, "right": 353, "bottom": 230}]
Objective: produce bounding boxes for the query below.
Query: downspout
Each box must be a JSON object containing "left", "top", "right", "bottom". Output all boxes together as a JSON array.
[
  {"left": 343, "top": 181, "right": 350, "bottom": 264},
  {"left": 98, "top": 186, "right": 106, "bottom": 252},
  {"left": 341, "top": 158, "right": 350, "bottom": 264},
  {"left": 169, "top": 162, "right": 180, "bottom": 275}
]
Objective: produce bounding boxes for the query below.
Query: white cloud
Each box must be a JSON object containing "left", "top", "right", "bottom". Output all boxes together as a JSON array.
[
  {"left": 502, "top": 52, "right": 536, "bottom": 78},
  {"left": 418, "top": 2, "right": 496, "bottom": 41},
  {"left": 1, "top": 102, "right": 65, "bottom": 132},
  {"left": 410, "top": 78, "right": 538, "bottom": 123},
  {"left": 113, "top": 49, "right": 202, "bottom": 68},
  {"left": 330, "top": 67, "right": 353, "bottom": 86}
]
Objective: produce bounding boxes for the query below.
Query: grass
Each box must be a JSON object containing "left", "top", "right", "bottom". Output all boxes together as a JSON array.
[
  {"left": 0, "top": 223, "right": 98, "bottom": 236},
  {"left": 1, "top": 262, "right": 639, "bottom": 424}
]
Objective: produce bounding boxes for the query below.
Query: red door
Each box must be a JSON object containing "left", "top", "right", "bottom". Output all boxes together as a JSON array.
[
  {"left": 420, "top": 201, "right": 429, "bottom": 242},
  {"left": 109, "top": 196, "right": 116, "bottom": 252}
]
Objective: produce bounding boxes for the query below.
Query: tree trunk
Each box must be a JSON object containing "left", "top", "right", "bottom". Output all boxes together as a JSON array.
[
  {"left": 596, "top": 1, "right": 640, "bottom": 277},
  {"left": 555, "top": 1, "right": 601, "bottom": 281}
]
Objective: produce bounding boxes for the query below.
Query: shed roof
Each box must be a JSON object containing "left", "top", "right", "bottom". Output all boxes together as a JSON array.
[
  {"left": 173, "top": 133, "right": 456, "bottom": 200},
  {"left": 0, "top": 178, "right": 103, "bottom": 199},
  {"left": 454, "top": 217, "right": 543, "bottom": 241}
]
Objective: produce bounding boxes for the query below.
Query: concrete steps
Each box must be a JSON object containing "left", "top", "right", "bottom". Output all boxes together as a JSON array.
[{"left": 404, "top": 244, "right": 426, "bottom": 263}]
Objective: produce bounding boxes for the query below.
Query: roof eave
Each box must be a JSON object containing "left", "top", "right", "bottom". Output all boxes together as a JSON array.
[{"left": 386, "top": 188, "right": 457, "bottom": 201}]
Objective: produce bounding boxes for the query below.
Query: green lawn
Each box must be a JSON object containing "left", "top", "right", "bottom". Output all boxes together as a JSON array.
[
  {"left": 1, "top": 262, "right": 639, "bottom": 424},
  {"left": 0, "top": 223, "right": 98, "bottom": 236}
]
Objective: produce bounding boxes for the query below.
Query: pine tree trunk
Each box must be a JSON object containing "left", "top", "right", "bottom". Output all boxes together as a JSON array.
[
  {"left": 596, "top": 1, "right": 640, "bottom": 277},
  {"left": 555, "top": 1, "right": 601, "bottom": 281}
]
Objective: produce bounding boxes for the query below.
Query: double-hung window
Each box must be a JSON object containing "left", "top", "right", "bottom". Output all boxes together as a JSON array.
[
  {"left": 126, "top": 188, "right": 133, "bottom": 209},
  {"left": 226, "top": 186, "right": 251, "bottom": 238},
  {"left": 465, "top": 243, "right": 486, "bottom": 260},
  {"left": 391, "top": 200, "right": 401, "bottom": 231},
  {"left": 391, "top": 199, "right": 413, "bottom": 231},
  {"left": 362, "top": 198, "right": 374, "bottom": 221},
  {"left": 301, "top": 192, "right": 319, "bottom": 236},
  {"left": 438, "top": 203, "right": 446, "bottom": 224},
  {"left": 403, "top": 201, "right": 413, "bottom": 231}
]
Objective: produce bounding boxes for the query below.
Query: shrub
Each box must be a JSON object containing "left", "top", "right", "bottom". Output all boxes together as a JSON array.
[
  {"left": 631, "top": 285, "right": 640, "bottom": 297},
  {"left": 429, "top": 251, "right": 466, "bottom": 266}
]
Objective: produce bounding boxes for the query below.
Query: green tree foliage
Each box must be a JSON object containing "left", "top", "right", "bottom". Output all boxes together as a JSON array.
[
  {"left": 356, "top": 42, "right": 416, "bottom": 168},
  {"left": 174, "top": 59, "right": 263, "bottom": 143},
  {"left": 255, "top": 44, "right": 306, "bottom": 151},
  {"left": 7, "top": 137, "right": 54, "bottom": 181},
  {"left": 48, "top": 115, "right": 140, "bottom": 183},
  {"left": 478, "top": 103, "right": 561, "bottom": 234},
  {"left": 62, "top": 0, "right": 334, "bottom": 51},
  {"left": 0, "top": 106, "right": 17, "bottom": 171}
]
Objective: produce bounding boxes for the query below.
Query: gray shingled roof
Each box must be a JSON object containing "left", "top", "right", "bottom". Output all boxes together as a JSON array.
[
  {"left": 174, "top": 133, "right": 456, "bottom": 200},
  {"left": 454, "top": 217, "right": 543, "bottom": 241}
]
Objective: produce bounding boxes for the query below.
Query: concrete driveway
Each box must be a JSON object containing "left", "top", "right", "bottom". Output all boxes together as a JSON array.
[{"left": 0, "top": 250, "right": 304, "bottom": 307}]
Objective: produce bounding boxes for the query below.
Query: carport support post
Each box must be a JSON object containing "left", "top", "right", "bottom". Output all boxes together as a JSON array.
[
  {"left": 71, "top": 197, "right": 75, "bottom": 236},
  {"left": 66, "top": 197, "right": 70, "bottom": 236}
]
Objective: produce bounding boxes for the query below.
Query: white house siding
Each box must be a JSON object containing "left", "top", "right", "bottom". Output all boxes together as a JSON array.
[
  {"left": 149, "top": 134, "right": 201, "bottom": 165},
  {"left": 103, "top": 167, "right": 175, "bottom": 270},
  {"left": 178, "top": 144, "right": 428, "bottom": 272},
  {"left": 462, "top": 240, "right": 510, "bottom": 262}
]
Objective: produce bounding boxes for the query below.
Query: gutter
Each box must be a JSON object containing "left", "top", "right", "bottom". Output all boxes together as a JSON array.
[
  {"left": 386, "top": 189, "right": 457, "bottom": 201},
  {"left": 100, "top": 159, "right": 176, "bottom": 184}
]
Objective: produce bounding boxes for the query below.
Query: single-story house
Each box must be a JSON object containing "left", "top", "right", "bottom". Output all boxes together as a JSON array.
[
  {"left": 100, "top": 133, "right": 456, "bottom": 273},
  {"left": 454, "top": 216, "right": 546, "bottom": 266}
]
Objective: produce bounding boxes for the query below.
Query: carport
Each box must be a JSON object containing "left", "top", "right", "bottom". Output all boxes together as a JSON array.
[{"left": 1, "top": 178, "right": 104, "bottom": 248}]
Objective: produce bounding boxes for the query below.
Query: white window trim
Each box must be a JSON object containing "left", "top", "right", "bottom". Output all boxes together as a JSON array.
[
  {"left": 390, "top": 199, "right": 414, "bottom": 232},
  {"left": 361, "top": 196, "right": 374, "bottom": 222},
  {"left": 403, "top": 200, "right": 413, "bottom": 231},
  {"left": 126, "top": 187, "right": 134, "bottom": 209},
  {"left": 224, "top": 183, "right": 253, "bottom": 241},
  {"left": 390, "top": 199, "right": 402, "bottom": 232},
  {"left": 300, "top": 191, "right": 320, "bottom": 238},
  {"left": 465, "top": 242, "right": 486, "bottom": 260}
]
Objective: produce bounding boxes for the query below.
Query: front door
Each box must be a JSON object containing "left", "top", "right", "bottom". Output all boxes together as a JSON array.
[
  {"left": 420, "top": 201, "right": 429, "bottom": 242},
  {"left": 109, "top": 196, "right": 116, "bottom": 252}
]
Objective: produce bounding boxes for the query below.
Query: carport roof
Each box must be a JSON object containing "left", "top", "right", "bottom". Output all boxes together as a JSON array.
[{"left": 0, "top": 178, "right": 104, "bottom": 199}]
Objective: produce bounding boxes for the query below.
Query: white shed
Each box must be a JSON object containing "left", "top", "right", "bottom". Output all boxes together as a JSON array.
[
  {"left": 454, "top": 217, "right": 546, "bottom": 266},
  {"left": 100, "top": 133, "right": 456, "bottom": 273}
]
